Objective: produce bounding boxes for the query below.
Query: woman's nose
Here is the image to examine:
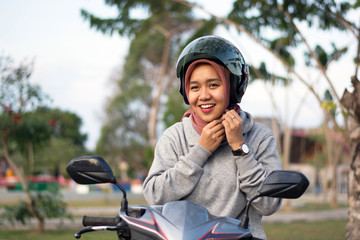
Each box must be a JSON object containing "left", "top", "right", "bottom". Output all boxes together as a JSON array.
[{"left": 199, "top": 88, "right": 211, "bottom": 100}]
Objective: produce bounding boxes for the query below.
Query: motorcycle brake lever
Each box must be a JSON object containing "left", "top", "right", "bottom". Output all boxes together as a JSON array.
[{"left": 74, "top": 226, "right": 118, "bottom": 239}]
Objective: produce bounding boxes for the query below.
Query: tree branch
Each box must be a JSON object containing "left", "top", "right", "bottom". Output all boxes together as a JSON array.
[{"left": 173, "top": 0, "right": 342, "bottom": 132}]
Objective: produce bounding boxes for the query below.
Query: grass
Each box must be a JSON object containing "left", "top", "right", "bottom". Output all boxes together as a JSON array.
[
  {"left": 264, "top": 220, "right": 346, "bottom": 240},
  {"left": 0, "top": 220, "right": 346, "bottom": 240},
  {"left": 0, "top": 229, "right": 115, "bottom": 240}
]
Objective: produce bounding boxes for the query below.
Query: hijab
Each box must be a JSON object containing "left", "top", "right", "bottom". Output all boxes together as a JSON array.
[{"left": 182, "top": 59, "right": 240, "bottom": 134}]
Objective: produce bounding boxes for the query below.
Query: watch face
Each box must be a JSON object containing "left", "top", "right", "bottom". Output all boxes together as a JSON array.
[{"left": 242, "top": 144, "right": 249, "bottom": 154}]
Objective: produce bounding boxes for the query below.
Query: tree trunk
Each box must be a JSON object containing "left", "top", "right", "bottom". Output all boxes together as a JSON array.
[
  {"left": 148, "top": 26, "right": 172, "bottom": 149},
  {"left": 28, "top": 141, "right": 34, "bottom": 174},
  {"left": 322, "top": 160, "right": 330, "bottom": 203},
  {"left": 345, "top": 130, "right": 360, "bottom": 240},
  {"left": 340, "top": 76, "right": 360, "bottom": 240},
  {"left": 323, "top": 122, "right": 342, "bottom": 207},
  {"left": 271, "top": 116, "right": 283, "bottom": 158},
  {"left": 282, "top": 126, "right": 292, "bottom": 211},
  {"left": 330, "top": 137, "right": 342, "bottom": 208},
  {"left": 1, "top": 137, "right": 45, "bottom": 233}
]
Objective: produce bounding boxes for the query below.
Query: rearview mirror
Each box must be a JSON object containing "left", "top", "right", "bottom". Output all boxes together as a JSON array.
[
  {"left": 66, "top": 156, "right": 116, "bottom": 184},
  {"left": 240, "top": 170, "right": 309, "bottom": 228},
  {"left": 258, "top": 170, "right": 309, "bottom": 199}
]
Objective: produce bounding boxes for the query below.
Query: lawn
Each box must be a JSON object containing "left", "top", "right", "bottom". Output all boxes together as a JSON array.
[
  {"left": 1, "top": 220, "right": 346, "bottom": 240},
  {"left": 264, "top": 220, "right": 346, "bottom": 240}
]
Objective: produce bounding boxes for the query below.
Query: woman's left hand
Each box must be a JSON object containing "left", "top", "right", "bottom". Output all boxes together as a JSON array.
[{"left": 221, "top": 110, "right": 244, "bottom": 151}]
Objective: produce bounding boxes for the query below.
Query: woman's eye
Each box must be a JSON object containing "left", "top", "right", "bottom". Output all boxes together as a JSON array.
[
  {"left": 190, "top": 86, "right": 199, "bottom": 91},
  {"left": 210, "top": 83, "right": 219, "bottom": 88}
]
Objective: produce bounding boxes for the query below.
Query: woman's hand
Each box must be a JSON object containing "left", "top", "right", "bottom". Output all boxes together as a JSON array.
[
  {"left": 222, "top": 110, "right": 244, "bottom": 150},
  {"left": 199, "top": 119, "right": 225, "bottom": 153}
]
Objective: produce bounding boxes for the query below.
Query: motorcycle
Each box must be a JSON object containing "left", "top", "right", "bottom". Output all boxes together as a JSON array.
[{"left": 66, "top": 155, "right": 309, "bottom": 240}]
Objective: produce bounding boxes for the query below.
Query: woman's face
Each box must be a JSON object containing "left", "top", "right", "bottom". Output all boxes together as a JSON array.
[{"left": 188, "top": 64, "right": 226, "bottom": 122}]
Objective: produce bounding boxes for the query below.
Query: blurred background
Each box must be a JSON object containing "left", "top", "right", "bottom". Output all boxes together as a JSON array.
[{"left": 0, "top": 0, "right": 359, "bottom": 239}]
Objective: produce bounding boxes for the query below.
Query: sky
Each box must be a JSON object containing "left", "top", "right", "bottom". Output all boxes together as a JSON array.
[
  {"left": 0, "top": 0, "right": 358, "bottom": 150},
  {"left": 1, "top": 0, "right": 128, "bottom": 150}
]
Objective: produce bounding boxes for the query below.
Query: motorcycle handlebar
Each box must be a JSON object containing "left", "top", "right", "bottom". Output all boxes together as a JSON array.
[{"left": 82, "top": 216, "right": 120, "bottom": 227}]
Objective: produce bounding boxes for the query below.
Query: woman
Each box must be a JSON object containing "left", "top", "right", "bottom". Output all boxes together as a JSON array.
[{"left": 143, "top": 35, "right": 282, "bottom": 240}]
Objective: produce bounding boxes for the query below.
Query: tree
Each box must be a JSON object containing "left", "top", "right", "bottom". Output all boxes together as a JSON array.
[
  {"left": 0, "top": 56, "right": 73, "bottom": 232},
  {"left": 82, "top": 0, "right": 216, "bottom": 173},
  {"left": 341, "top": 76, "right": 360, "bottom": 239},
  {"left": 32, "top": 107, "right": 88, "bottom": 176},
  {"left": 0, "top": 55, "right": 51, "bottom": 232}
]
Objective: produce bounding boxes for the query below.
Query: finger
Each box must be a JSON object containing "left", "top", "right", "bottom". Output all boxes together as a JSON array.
[
  {"left": 222, "top": 118, "right": 231, "bottom": 129},
  {"left": 214, "top": 126, "right": 225, "bottom": 136},
  {"left": 207, "top": 119, "right": 223, "bottom": 128},
  {"left": 222, "top": 115, "right": 237, "bottom": 128},
  {"left": 227, "top": 110, "right": 238, "bottom": 120},
  {"left": 207, "top": 121, "right": 224, "bottom": 133},
  {"left": 216, "top": 130, "right": 225, "bottom": 140}
]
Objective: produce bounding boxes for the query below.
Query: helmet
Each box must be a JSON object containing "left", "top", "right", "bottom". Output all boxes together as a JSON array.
[{"left": 176, "top": 35, "right": 249, "bottom": 105}]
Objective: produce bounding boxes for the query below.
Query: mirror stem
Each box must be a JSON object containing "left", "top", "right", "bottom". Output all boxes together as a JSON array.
[
  {"left": 115, "top": 182, "right": 128, "bottom": 213},
  {"left": 240, "top": 192, "right": 260, "bottom": 229}
]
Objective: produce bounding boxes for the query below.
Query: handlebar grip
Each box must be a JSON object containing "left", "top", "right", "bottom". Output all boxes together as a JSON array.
[{"left": 82, "top": 216, "right": 120, "bottom": 227}]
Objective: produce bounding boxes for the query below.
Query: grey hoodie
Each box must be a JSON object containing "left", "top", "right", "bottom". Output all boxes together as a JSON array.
[{"left": 143, "top": 111, "right": 282, "bottom": 239}]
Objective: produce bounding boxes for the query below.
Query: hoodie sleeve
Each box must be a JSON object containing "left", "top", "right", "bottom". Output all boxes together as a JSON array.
[
  {"left": 142, "top": 128, "right": 212, "bottom": 205},
  {"left": 235, "top": 127, "right": 282, "bottom": 216}
]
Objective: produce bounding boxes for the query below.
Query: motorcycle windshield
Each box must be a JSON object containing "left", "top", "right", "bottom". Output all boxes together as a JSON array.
[{"left": 121, "top": 201, "right": 251, "bottom": 240}]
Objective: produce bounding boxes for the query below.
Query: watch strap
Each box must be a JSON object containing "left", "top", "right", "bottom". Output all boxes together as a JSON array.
[{"left": 232, "top": 143, "right": 249, "bottom": 156}]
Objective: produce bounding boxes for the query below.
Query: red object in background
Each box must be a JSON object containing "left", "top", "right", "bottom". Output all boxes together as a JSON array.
[
  {"left": 11, "top": 114, "right": 21, "bottom": 123},
  {"left": 2, "top": 105, "right": 12, "bottom": 114},
  {"left": 50, "top": 119, "right": 57, "bottom": 127}
]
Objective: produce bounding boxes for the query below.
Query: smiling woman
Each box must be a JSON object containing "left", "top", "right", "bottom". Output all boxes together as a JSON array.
[
  {"left": 143, "top": 35, "right": 282, "bottom": 240},
  {"left": 188, "top": 62, "right": 227, "bottom": 123}
]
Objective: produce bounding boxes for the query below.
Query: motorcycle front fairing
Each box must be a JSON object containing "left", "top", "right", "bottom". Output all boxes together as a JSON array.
[{"left": 120, "top": 200, "right": 252, "bottom": 240}]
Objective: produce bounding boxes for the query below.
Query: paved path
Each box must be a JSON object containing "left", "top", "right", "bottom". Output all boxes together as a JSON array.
[
  {"left": 263, "top": 208, "right": 347, "bottom": 223},
  {"left": 0, "top": 207, "right": 347, "bottom": 230}
]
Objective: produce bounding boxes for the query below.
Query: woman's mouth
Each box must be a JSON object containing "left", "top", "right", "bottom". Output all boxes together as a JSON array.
[{"left": 199, "top": 104, "right": 215, "bottom": 112}]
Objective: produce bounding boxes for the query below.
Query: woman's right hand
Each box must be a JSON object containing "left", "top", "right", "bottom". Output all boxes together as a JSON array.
[{"left": 199, "top": 119, "right": 225, "bottom": 153}]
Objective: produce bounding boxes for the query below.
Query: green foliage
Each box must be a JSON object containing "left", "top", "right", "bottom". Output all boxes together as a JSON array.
[
  {"left": 143, "top": 145, "right": 155, "bottom": 170},
  {"left": 85, "top": 0, "right": 217, "bottom": 174},
  {"left": 13, "top": 111, "right": 53, "bottom": 150},
  {"left": 34, "top": 137, "right": 87, "bottom": 176},
  {"left": 1, "top": 201, "right": 33, "bottom": 225},
  {"left": 0, "top": 188, "right": 72, "bottom": 226},
  {"left": 321, "top": 89, "right": 337, "bottom": 119},
  {"left": 268, "top": 37, "right": 296, "bottom": 67},
  {"left": 0, "top": 55, "right": 49, "bottom": 113},
  {"left": 249, "top": 62, "right": 289, "bottom": 85},
  {"left": 304, "top": 44, "right": 348, "bottom": 68},
  {"left": 81, "top": 0, "right": 192, "bottom": 37},
  {"left": 34, "top": 107, "right": 87, "bottom": 147},
  {"left": 229, "top": 0, "right": 353, "bottom": 33},
  {"left": 0, "top": 55, "right": 88, "bottom": 232},
  {"left": 0, "top": 56, "right": 51, "bottom": 142},
  {"left": 321, "top": 99, "right": 338, "bottom": 114},
  {"left": 162, "top": 88, "right": 188, "bottom": 129},
  {"left": 228, "top": 0, "right": 355, "bottom": 71}
]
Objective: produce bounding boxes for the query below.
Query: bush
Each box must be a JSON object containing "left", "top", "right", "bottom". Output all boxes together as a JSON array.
[{"left": 0, "top": 188, "right": 72, "bottom": 226}]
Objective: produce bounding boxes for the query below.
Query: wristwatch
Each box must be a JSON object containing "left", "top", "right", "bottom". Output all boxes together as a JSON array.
[{"left": 232, "top": 143, "right": 250, "bottom": 156}]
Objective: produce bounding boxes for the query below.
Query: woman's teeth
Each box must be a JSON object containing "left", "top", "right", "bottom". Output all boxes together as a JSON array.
[{"left": 200, "top": 104, "right": 215, "bottom": 109}]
